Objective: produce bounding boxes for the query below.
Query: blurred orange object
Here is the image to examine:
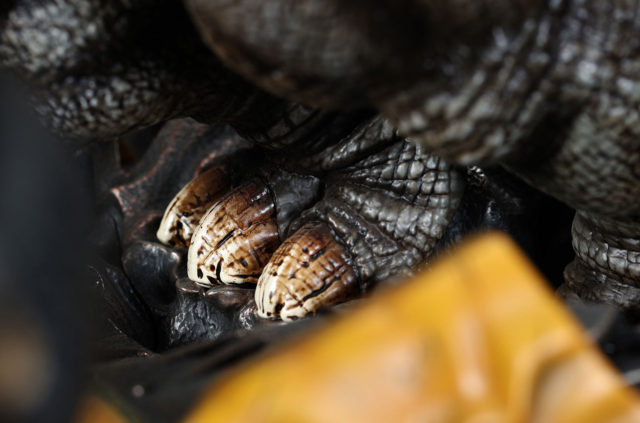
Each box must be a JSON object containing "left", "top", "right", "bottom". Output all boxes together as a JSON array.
[
  {"left": 75, "top": 396, "right": 126, "bottom": 423},
  {"left": 184, "top": 232, "right": 640, "bottom": 423}
]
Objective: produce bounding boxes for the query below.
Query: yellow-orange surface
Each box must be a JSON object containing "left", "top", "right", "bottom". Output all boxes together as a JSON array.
[
  {"left": 183, "top": 232, "right": 640, "bottom": 423},
  {"left": 75, "top": 396, "right": 126, "bottom": 423}
]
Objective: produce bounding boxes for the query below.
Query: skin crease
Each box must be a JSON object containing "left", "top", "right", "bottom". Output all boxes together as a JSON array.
[
  {"left": 1, "top": 0, "right": 638, "bottom": 312},
  {"left": 184, "top": 0, "right": 542, "bottom": 108}
]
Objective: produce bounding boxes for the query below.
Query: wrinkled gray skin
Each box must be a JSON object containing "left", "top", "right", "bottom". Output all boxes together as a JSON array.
[
  {"left": 0, "top": 0, "right": 289, "bottom": 140},
  {"left": 185, "top": 0, "right": 640, "bottom": 309},
  {"left": 1, "top": 0, "right": 639, "bottom": 308},
  {"left": 0, "top": 0, "right": 465, "bottom": 307}
]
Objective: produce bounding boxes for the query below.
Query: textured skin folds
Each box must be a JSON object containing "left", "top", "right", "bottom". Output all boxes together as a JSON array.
[
  {"left": 184, "top": 0, "right": 640, "bottom": 310},
  {"left": 174, "top": 114, "right": 464, "bottom": 318},
  {"left": 263, "top": 117, "right": 464, "bottom": 311},
  {"left": 0, "top": 0, "right": 288, "bottom": 139},
  {"left": 289, "top": 137, "right": 464, "bottom": 287},
  {"left": 184, "top": 0, "right": 542, "bottom": 109},
  {"left": 2, "top": 0, "right": 639, "bottom": 310}
]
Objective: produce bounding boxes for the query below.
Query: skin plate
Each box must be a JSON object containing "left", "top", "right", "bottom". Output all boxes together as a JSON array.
[
  {"left": 187, "top": 180, "right": 281, "bottom": 287},
  {"left": 256, "top": 222, "right": 359, "bottom": 321},
  {"left": 157, "top": 166, "right": 230, "bottom": 248}
]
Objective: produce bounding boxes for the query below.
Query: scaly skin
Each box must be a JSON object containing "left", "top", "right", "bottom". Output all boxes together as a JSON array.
[
  {"left": 1, "top": 0, "right": 638, "bottom": 312},
  {"left": 185, "top": 0, "right": 640, "bottom": 311},
  {"left": 165, "top": 115, "right": 464, "bottom": 320},
  {"left": 0, "top": 0, "right": 287, "bottom": 139}
]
